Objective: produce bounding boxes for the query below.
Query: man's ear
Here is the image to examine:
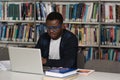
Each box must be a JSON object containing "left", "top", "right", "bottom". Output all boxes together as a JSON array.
[{"left": 61, "top": 24, "right": 65, "bottom": 29}]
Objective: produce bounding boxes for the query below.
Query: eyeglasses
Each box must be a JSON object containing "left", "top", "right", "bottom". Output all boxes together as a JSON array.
[{"left": 46, "top": 25, "right": 62, "bottom": 32}]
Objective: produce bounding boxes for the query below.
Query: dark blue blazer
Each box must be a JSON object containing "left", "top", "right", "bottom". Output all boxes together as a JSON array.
[{"left": 35, "top": 29, "right": 78, "bottom": 68}]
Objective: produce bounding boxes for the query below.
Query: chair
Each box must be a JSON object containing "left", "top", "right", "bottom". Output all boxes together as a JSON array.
[
  {"left": 0, "top": 47, "right": 9, "bottom": 60},
  {"left": 84, "top": 59, "right": 120, "bottom": 73},
  {"left": 77, "top": 49, "right": 85, "bottom": 69}
]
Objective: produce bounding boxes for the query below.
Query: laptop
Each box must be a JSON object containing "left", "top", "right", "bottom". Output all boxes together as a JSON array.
[{"left": 8, "top": 47, "right": 44, "bottom": 75}]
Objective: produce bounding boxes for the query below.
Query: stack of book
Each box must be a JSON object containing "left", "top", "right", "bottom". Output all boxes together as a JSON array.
[
  {"left": 43, "top": 67, "right": 78, "bottom": 80},
  {"left": 43, "top": 67, "right": 95, "bottom": 80}
]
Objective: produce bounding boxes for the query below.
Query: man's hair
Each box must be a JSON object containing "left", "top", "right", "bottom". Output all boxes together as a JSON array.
[{"left": 46, "top": 12, "right": 63, "bottom": 24}]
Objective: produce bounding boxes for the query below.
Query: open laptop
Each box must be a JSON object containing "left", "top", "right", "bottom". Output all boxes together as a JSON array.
[{"left": 8, "top": 47, "right": 44, "bottom": 75}]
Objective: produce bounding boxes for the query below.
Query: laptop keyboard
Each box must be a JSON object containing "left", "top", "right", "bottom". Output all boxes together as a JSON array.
[{"left": 43, "top": 66, "right": 51, "bottom": 72}]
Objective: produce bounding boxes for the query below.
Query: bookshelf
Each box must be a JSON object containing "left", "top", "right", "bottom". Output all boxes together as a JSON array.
[
  {"left": 99, "top": 0, "right": 120, "bottom": 62},
  {"left": 0, "top": 0, "right": 120, "bottom": 62},
  {"left": 0, "top": 0, "right": 36, "bottom": 47}
]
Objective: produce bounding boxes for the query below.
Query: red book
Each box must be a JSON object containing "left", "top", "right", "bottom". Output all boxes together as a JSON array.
[{"left": 109, "top": 5, "right": 113, "bottom": 19}]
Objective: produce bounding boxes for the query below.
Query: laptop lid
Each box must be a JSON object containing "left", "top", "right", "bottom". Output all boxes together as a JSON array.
[{"left": 8, "top": 47, "right": 44, "bottom": 75}]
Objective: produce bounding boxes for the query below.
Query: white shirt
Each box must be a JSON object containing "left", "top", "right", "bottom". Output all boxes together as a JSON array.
[{"left": 49, "top": 37, "right": 61, "bottom": 59}]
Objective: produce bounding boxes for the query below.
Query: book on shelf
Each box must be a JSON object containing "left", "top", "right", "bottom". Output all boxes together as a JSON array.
[
  {"left": 100, "top": 49, "right": 120, "bottom": 61},
  {"left": 100, "top": 26, "right": 120, "bottom": 46},
  {"left": 44, "top": 67, "right": 77, "bottom": 78},
  {"left": 77, "top": 69, "right": 95, "bottom": 76}
]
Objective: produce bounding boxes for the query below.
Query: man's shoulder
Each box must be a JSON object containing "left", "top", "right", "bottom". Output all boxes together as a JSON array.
[
  {"left": 40, "top": 33, "right": 50, "bottom": 39},
  {"left": 63, "top": 29, "right": 76, "bottom": 38},
  {"left": 41, "top": 32, "right": 49, "bottom": 37}
]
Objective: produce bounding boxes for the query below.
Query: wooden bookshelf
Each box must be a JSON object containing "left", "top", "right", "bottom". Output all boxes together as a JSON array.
[{"left": 0, "top": 0, "right": 120, "bottom": 62}]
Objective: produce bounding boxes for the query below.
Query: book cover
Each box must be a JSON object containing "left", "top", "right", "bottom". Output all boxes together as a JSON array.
[
  {"left": 76, "top": 3, "right": 83, "bottom": 21},
  {"left": 45, "top": 67, "right": 77, "bottom": 78},
  {"left": 65, "top": 4, "right": 70, "bottom": 21},
  {"left": 43, "top": 74, "right": 78, "bottom": 80},
  {"left": 77, "top": 69, "right": 95, "bottom": 76},
  {"left": 0, "top": 2, "right": 3, "bottom": 20},
  {"left": 101, "top": 3, "right": 105, "bottom": 22},
  {"left": 72, "top": 4, "right": 77, "bottom": 21}
]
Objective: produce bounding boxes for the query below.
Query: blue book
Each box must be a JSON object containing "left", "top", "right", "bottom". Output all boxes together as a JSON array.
[
  {"left": 1, "top": 25, "right": 6, "bottom": 40},
  {"left": 83, "top": 4, "right": 88, "bottom": 22},
  {"left": 72, "top": 4, "right": 78, "bottom": 21},
  {"left": 86, "top": 47, "right": 92, "bottom": 61},
  {"left": 0, "top": 23, "right": 2, "bottom": 40},
  {"left": 0, "top": 2, "right": 3, "bottom": 19},
  {"left": 65, "top": 4, "right": 70, "bottom": 21},
  {"left": 40, "top": 2, "right": 46, "bottom": 21},
  {"left": 101, "top": 27, "right": 105, "bottom": 45},
  {"left": 113, "top": 26, "right": 117, "bottom": 45},
  {"left": 18, "top": 24, "right": 24, "bottom": 41},
  {"left": 45, "top": 67, "right": 77, "bottom": 78}
]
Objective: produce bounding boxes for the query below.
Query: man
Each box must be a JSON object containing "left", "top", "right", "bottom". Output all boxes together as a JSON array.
[{"left": 35, "top": 12, "right": 78, "bottom": 68}]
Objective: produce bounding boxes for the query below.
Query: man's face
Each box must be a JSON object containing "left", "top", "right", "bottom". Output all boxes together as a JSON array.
[{"left": 46, "top": 20, "right": 63, "bottom": 40}]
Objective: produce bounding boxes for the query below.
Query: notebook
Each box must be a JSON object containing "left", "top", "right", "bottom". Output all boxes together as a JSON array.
[{"left": 8, "top": 47, "right": 44, "bottom": 75}]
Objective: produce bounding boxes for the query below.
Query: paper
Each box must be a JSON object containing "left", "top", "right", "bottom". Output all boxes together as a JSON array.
[{"left": 0, "top": 60, "right": 10, "bottom": 71}]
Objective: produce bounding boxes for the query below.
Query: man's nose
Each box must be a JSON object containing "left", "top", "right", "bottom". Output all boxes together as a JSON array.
[{"left": 49, "top": 29, "right": 56, "bottom": 32}]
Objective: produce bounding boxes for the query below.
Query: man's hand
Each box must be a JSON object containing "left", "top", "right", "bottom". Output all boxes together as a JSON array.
[{"left": 42, "top": 57, "right": 47, "bottom": 64}]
